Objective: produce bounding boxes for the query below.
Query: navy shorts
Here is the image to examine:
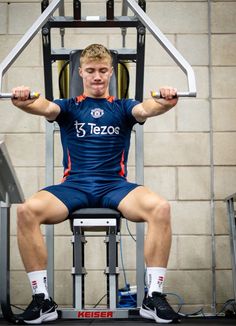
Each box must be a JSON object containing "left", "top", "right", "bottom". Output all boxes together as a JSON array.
[{"left": 42, "top": 174, "right": 140, "bottom": 215}]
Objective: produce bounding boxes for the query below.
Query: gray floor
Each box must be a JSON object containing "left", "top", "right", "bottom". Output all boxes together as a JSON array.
[{"left": 1, "top": 316, "right": 236, "bottom": 325}]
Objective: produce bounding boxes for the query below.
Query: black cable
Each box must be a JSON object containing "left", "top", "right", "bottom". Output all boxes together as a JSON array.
[
  {"left": 118, "top": 234, "right": 137, "bottom": 308},
  {"left": 92, "top": 293, "right": 107, "bottom": 308},
  {"left": 164, "top": 292, "right": 205, "bottom": 317},
  {"left": 125, "top": 219, "right": 136, "bottom": 242},
  {"left": 58, "top": 60, "right": 70, "bottom": 99},
  {"left": 216, "top": 298, "right": 236, "bottom": 316},
  {"left": 10, "top": 304, "right": 25, "bottom": 312}
]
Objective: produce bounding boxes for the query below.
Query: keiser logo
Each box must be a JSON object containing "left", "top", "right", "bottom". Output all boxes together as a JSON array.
[
  {"left": 77, "top": 311, "right": 113, "bottom": 318},
  {"left": 75, "top": 121, "right": 120, "bottom": 137}
]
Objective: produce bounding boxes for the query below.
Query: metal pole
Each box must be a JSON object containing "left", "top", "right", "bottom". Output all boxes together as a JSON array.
[
  {"left": 45, "top": 122, "right": 55, "bottom": 298},
  {"left": 59, "top": 0, "right": 65, "bottom": 47},
  {"left": 0, "top": 200, "right": 11, "bottom": 318},
  {"left": 226, "top": 197, "right": 236, "bottom": 302},
  {"left": 135, "top": 22, "right": 146, "bottom": 307},
  {"left": 41, "top": 16, "right": 55, "bottom": 298},
  {"left": 0, "top": 201, "right": 10, "bottom": 314}
]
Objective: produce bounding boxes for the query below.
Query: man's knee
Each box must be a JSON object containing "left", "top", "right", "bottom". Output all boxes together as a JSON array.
[
  {"left": 151, "top": 199, "right": 171, "bottom": 226},
  {"left": 17, "top": 202, "right": 39, "bottom": 229}
]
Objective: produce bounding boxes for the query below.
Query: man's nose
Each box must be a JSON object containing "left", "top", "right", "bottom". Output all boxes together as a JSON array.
[{"left": 94, "top": 71, "right": 102, "bottom": 80}]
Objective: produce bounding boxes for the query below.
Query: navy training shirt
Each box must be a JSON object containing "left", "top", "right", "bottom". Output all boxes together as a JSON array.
[{"left": 53, "top": 95, "right": 141, "bottom": 179}]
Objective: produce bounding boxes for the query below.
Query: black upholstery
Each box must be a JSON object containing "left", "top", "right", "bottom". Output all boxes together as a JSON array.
[
  {"left": 69, "top": 49, "right": 118, "bottom": 98},
  {"left": 69, "top": 208, "right": 121, "bottom": 232}
]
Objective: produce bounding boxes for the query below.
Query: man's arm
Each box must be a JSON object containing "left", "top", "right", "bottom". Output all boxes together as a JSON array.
[
  {"left": 11, "top": 86, "right": 60, "bottom": 121},
  {"left": 132, "top": 87, "right": 178, "bottom": 123}
]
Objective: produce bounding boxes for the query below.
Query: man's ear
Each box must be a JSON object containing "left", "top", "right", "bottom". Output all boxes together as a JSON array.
[{"left": 79, "top": 67, "right": 83, "bottom": 77}]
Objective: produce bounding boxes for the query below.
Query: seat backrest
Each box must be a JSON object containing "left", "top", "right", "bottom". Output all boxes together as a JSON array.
[{"left": 69, "top": 49, "right": 118, "bottom": 98}]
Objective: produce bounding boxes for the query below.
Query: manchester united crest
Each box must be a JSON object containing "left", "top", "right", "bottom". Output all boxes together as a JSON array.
[{"left": 91, "top": 108, "right": 104, "bottom": 118}]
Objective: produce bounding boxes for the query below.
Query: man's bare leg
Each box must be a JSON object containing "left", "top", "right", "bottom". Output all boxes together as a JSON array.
[
  {"left": 118, "top": 186, "right": 179, "bottom": 323},
  {"left": 17, "top": 190, "right": 69, "bottom": 272},
  {"left": 118, "top": 186, "right": 171, "bottom": 268},
  {"left": 16, "top": 190, "right": 69, "bottom": 324}
]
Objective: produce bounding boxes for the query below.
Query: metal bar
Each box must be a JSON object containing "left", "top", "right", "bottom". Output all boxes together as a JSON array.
[
  {"left": 58, "top": 0, "right": 65, "bottom": 47},
  {"left": 73, "top": 0, "right": 81, "bottom": 20},
  {"left": 42, "top": 17, "right": 55, "bottom": 298},
  {"left": 0, "top": 202, "right": 11, "bottom": 318},
  {"left": 125, "top": 0, "right": 197, "bottom": 97},
  {"left": 47, "top": 19, "right": 139, "bottom": 28},
  {"left": 75, "top": 275, "right": 83, "bottom": 309},
  {"left": 0, "top": 197, "right": 18, "bottom": 323},
  {"left": 109, "top": 276, "right": 117, "bottom": 309},
  {"left": 0, "top": 0, "right": 62, "bottom": 91},
  {"left": 58, "top": 0, "right": 65, "bottom": 16},
  {"left": 135, "top": 124, "right": 145, "bottom": 307},
  {"left": 122, "top": 0, "right": 128, "bottom": 16},
  {"left": 225, "top": 193, "right": 236, "bottom": 201},
  {"left": 106, "top": 0, "right": 114, "bottom": 20},
  {"left": 135, "top": 23, "right": 146, "bottom": 307},
  {"left": 45, "top": 123, "right": 55, "bottom": 298},
  {"left": 226, "top": 198, "right": 236, "bottom": 302}
]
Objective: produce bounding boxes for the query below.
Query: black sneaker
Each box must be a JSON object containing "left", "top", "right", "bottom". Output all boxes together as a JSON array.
[
  {"left": 17, "top": 293, "right": 58, "bottom": 324},
  {"left": 140, "top": 292, "right": 180, "bottom": 323}
]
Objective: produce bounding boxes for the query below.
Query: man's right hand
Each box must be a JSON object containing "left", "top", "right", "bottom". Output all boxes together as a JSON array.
[{"left": 11, "top": 86, "right": 39, "bottom": 107}]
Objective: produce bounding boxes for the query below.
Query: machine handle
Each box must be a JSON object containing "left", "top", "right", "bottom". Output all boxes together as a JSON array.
[
  {"left": 0, "top": 92, "right": 40, "bottom": 99},
  {"left": 151, "top": 90, "right": 196, "bottom": 99}
]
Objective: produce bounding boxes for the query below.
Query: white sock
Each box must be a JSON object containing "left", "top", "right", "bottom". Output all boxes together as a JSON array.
[
  {"left": 146, "top": 267, "right": 166, "bottom": 296},
  {"left": 27, "top": 270, "right": 49, "bottom": 299}
]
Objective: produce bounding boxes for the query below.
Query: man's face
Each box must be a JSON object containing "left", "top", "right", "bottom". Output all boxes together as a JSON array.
[{"left": 79, "top": 59, "right": 113, "bottom": 98}]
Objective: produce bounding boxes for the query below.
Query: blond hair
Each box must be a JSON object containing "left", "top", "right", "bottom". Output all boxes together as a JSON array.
[{"left": 80, "top": 44, "right": 112, "bottom": 66}]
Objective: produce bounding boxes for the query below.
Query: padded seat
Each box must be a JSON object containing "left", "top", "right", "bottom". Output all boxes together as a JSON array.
[{"left": 69, "top": 208, "right": 121, "bottom": 232}]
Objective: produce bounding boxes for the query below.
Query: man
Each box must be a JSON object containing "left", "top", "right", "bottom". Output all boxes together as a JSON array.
[{"left": 12, "top": 44, "right": 179, "bottom": 324}]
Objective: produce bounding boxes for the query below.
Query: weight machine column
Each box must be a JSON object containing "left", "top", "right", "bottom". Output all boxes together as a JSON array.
[
  {"left": 0, "top": 200, "right": 11, "bottom": 317},
  {"left": 73, "top": 225, "right": 86, "bottom": 309},
  {"left": 105, "top": 225, "right": 119, "bottom": 309},
  {"left": 135, "top": 22, "right": 146, "bottom": 307},
  {"left": 42, "top": 22, "right": 55, "bottom": 299}
]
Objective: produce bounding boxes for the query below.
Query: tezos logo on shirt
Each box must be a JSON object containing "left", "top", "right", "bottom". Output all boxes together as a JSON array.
[{"left": 91, "top": 108, "right": 104, "bottom": 118}]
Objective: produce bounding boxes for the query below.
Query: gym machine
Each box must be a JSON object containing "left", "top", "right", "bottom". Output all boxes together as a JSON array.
[
  {"left": 0, "top": 141, "right": 25, "bottom": 323},
  {"left": 225, "top": 194, "right": 236, "bottom": 304},
  {"left": 0, "top": 0, "right": 197, "bottom": 321}
]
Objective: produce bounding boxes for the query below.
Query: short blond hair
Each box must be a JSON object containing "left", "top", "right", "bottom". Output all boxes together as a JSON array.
[{"left": 80, "top": 44, "right": 112, "bottom": 66}]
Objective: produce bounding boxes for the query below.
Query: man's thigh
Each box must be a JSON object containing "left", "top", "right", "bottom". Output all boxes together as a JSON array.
[
  {"left": 23, "top": 190, "right": 69, "bottom": 224},
  {"left": 117, "top": 186, "right": 167, "bottom": 222}
]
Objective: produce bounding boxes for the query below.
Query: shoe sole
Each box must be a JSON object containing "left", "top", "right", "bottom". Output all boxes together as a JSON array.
[
  {"left": 23, "top": 310, "right": 58, "bottom": 324},
  {"left": 140, "top": 307, "right": 173, "bottom": 324}
]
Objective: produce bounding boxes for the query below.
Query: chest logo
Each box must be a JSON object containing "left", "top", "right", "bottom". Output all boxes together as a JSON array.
[{"left": 91, "top": 108, "right": 104, "bottom": 119}]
